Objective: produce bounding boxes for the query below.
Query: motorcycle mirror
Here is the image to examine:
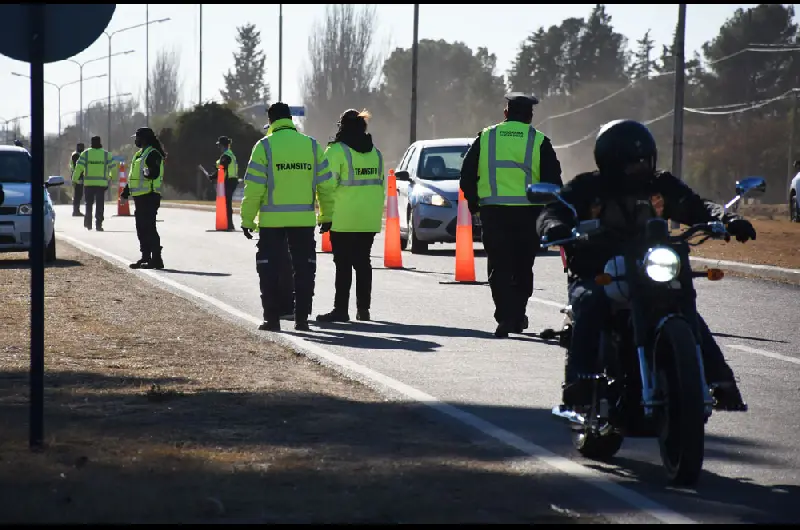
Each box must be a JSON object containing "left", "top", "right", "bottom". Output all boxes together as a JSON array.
[
  {"left": 735, "top": 176, "right": 766, "bottom": 198},
  {"left": 526, "top": 183, "right": 560, "bottom": 204}
]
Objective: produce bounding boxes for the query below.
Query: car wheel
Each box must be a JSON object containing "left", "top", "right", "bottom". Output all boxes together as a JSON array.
[
  {"left": 45, "top": 234, "right": 57, "bottom": 264},
  {"left": 791, "top": 193, "right": 799, "bottom": 222},
  {"left": 408, "top": 209, "right": 428, "bottom": 254}
]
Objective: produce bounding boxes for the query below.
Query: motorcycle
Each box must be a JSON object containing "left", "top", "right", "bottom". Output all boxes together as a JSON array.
[{"left": 529, "top": 176, "right": 766, "bottom": 486}]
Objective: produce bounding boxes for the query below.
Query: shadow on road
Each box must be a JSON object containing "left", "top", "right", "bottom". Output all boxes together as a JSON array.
[
  {"left": 0, "top": 258, "right": 82, "bottom": 270},
  {"left": 312, "top": 319, "right": 495, "bottom": 341},
  {"left": 157, "top": 268, "right": 232, "bottom": 277},
  {"left": 712, "top": 332, "right": 789, "bottom": 344}
]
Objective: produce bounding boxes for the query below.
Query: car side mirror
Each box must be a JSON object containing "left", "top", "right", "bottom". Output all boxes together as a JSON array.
[
  {"left": 394, "top": 170, "right": 411, "bottom": 182},
  {"left": 45, "top": 176, "right": 65, "bottom": 188}
]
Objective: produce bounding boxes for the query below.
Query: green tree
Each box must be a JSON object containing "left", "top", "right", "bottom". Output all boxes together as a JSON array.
[
  {"left": 574, "top": 4, "right": 629, "bottom": 86},
  {"left": 221, "top": 23, "right": 270, "bottom": 108}
]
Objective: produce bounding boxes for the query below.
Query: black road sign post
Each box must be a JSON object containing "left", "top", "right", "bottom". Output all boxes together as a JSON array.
[{"left": 0, "top": 3, "right": 116, "bottom": 450}]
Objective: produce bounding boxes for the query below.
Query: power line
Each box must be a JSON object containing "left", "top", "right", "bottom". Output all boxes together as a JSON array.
[
  {"left": 536, "top": 45, "right": 800, "bottom": 128},
  {"left": 552, "top": 90, "right": 797, "bottom": 150}
]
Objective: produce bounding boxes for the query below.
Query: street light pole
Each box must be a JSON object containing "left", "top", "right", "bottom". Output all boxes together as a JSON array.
[
  {"left": 279, "top": 4, "right": 283, "bottom": 101},
  {"left": 410, "top": 4, "right": 419, "bottom": 145},
  {"left": 104, "top": 18, "right": 168, "bottom": 150},
  {"left": 146, "top": 4, "right": 150, "bottom": 126},
  {"left": 199, "top": 5, "right": 203, "bottom": 105},
  {"left": 11, "top": 73, "right": 99, "bottom": 137},
  {"left": 68, "top": 54, "right": 123, "bottom": 140}
]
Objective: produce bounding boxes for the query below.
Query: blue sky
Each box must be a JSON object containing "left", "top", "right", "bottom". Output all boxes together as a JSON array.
[{"left": 0, "top": 3, "right": 783, "bottom": 137}]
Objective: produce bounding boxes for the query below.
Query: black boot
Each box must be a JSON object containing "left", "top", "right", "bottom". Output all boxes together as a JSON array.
[
  {"left": 143, "top": 247, "right": 164, "bottom": 269},
  {"left": 316, "top": 309, "right": 350, "bottom": 322},
  {"left": 356, "top": 309, "right": 371, "bottom": 321},
  {"left": 259, "top": 320, "right": 280, "bottom": 332},
  {"left": 129, "top": 252, "right": 151, "bottom": 269},
  {"left": 710, "top": 380, "right": 748, "bottom": 411},
  {"left": 96, "top": 221, "right": 104, "bottom": 232}
]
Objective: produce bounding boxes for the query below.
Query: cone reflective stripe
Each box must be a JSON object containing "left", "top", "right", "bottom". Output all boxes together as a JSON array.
[
  {"left": 116, "top": 161, "right": 131, "bottom": 216},
  {"left": 321, "top": 231, "right": 332, "bottom": 252},
  {"left": 215, "top": 165, "right": 228, "bottom": 230},
  {"left": 455, "top": 188, "right": 476, "bottom": 282},
  {"left": 384, "top": 169, "right": 403, "bottom": 269}
]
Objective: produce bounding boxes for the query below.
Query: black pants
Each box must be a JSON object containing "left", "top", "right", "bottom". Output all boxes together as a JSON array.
[
  {"left": 565, "top": 279, "right": 734, "bottom": 384},
  {"left": 330, "top": 231, "right": 376, "bottom": 312},
  {"left": 480, "top": 206, "right": 541, "bottom": 324},
  {"left": 83, "top": 186, "right": 106, "bottom": 226},
  {"left": 72, "top": 183, "right": 84, "bottom": 213},
  {"left": 256, "top": 227, "right": 316, "bottom": 321},
  {"left": 133, "top": 192, "right": 161, "bottom": 257},
  {"left": 225, "top": 178, "right": 238, "bottom": 228}
]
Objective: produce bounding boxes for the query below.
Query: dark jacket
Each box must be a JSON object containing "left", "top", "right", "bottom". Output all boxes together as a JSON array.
[
  {"left": 459, "top": 120, "right": 563, "bottom": 213},
  {"left": 536, "top": 169, "right": 741, "bottom": 279},
  {"left": 329, "top": 130, "right": 375, "bottom": 154}
]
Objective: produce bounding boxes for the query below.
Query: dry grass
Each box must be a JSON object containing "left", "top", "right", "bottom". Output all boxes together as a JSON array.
[{"left": 0, "top": 245, "right": 602, "bottom": 524}]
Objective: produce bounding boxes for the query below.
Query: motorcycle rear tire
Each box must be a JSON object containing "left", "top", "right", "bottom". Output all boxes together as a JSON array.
[{"left": 654, "top": 317, "right": 706, "bottom": 487}]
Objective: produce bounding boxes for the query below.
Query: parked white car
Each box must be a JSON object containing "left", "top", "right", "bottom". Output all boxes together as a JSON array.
[
  {"left": 790, "top": 170, "right": 800, "bottom": 222},
  {"left": 0, "top": 146, "right": 64, "bottom": 262}
]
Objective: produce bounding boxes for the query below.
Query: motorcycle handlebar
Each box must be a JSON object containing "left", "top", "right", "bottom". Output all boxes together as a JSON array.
[{"left": 540, "top": 221, "right": 730, "bottom": 249}]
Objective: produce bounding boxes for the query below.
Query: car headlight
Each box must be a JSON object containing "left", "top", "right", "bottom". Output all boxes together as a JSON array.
[
  {"left": 18, "top": 204, "right": 32, "bottom": 216},
  {"left": 643, "top": 246, "right": 681, "bottom": 282},
  {"left": 418, "top": 192, "right": 450, "bottom": 207}
]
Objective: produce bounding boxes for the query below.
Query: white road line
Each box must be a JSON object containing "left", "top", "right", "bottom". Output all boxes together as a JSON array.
[
  {"left": 725, "top": 344, "right": 800, "bottom": 366},
  {"left": 59, "top": 233, "right": 696, "bottom": 525}
]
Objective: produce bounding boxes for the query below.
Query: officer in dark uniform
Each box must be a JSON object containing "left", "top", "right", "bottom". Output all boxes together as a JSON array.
[
  {"left": 537, "top": 119, "right": 753, "bottom": 411},
  {"left": 70, "top": 142, "right": 85, "bottom": 217},
  {"left": 460, "top": 92, "right": 563, "bottom": 338}
]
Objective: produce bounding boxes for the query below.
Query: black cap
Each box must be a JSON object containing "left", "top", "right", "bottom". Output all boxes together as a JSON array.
[
  {"left": 216, "top": 135, "right": 231, "bottom": 146},
  {"left": 267, "top": 102, "right": 292, "bottom": 122},
  {"left": 131, "top": 126, "right": 156, "bottom": 139},
  {"left": 504, "top": 92, "right": 539, "bottom": 109}
]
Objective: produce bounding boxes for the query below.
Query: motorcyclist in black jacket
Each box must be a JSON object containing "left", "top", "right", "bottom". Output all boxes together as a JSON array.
[{"left": 536, "top": 119, "right": 754, "bottom": 412}]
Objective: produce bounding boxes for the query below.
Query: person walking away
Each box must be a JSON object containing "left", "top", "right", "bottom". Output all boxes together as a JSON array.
[
  {"left": 70, "top": 142, "right": 85, "bottom": 217},
  {"left": 72, "top": 135, "right": 115, "bottom": 231},
  {"left": 210, "top": 135, "right": 239, "bottom": 230},
  {"left": 240, "top": 102, "right": 336, "bottom": 332},
  {"left": 460, "top": 92, "right": 564, "bottom": 338},
  {"left": 315, "top": 109, "right": 385, "bottom": 322},
  {"left": 122, "top": 127, "right": 167, "bottom": 269}
]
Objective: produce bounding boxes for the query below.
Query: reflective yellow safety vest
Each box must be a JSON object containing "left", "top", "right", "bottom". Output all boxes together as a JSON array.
[
  {"left": 240, "top": 118, "right": 336, "bottom": 228},
  {"left": 72, "top": 147, "right": 115, "bottom": 187},
  {"left": 477, "top": 121, "right": 545, "bottom": 206},
  {"left": 129, "top": 146, "right": 164, "bottom": 197},
  {"left": 318, "top": 142, "right": 385, "bottom": 233},
  {"left": 217, "top": 148, "right": 239, "bottom": 179}
]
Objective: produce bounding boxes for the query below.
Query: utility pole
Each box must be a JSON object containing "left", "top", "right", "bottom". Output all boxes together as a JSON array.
[
  {"left": 670, "top": 4, "right": 686, "bottom": 230},
  {"left": 643, "top": 30, "right": 652, "bottom": 122},
  {"left": 410, "top": 4, "right": 419, "bottom": 145},
  {"left": 279, "top": 4, "right": 283, "bottom": 101},
  {"left": 199, "top": 4, "right": 203, "bottom": 105},
  {"left": 145, "top": 4, "right": 150, "bottom": 127}
]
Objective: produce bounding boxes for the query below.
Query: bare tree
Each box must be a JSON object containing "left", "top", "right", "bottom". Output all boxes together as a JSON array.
[
  {"left": 148, "top": 48, "right": 183, "bottom": 117},
  {"left": 302, "top": 4, "right": 381, "bottom": 140}
]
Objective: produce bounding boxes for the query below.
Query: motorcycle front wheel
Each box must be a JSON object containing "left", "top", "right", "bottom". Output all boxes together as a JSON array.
[{"left": 654, "top": 317, "right": 706, "bottom": 487}]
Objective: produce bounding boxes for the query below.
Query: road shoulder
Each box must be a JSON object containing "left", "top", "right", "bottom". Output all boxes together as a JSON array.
[{"left": 0, "top": 243, "right": 605, "bottom": 524}]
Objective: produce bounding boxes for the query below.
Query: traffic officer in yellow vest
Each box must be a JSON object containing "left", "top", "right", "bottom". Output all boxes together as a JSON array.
[
  {"left": 122, "top": 127, "right": 167, "bottom": 269},
  {"left": 69, "top": 142, "right": 85, "bottom": 217},
  {"left": 72, "top": 135, "right": 115, "bottom": 231},
  {"left": 459, "top": 92, "right": 564, "bottom": 338},
  {"left": 209, "top": 135, "right": 239, "bottom": 230},
  {"left": 315, "top": 109, "right": 385, "bottom": 323},
  {"left": 240, "top": 102, "right": 336, "bottom": 332}
]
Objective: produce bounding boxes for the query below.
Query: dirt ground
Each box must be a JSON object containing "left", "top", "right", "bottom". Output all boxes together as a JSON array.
[
  {"left": 0, "top": 245, "right": 604, "bottom": 524},
  {"left": 687, "top": 218, "right": 800, "bottom": 270}
]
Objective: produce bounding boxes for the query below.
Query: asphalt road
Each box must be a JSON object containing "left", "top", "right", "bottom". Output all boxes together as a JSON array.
[{"left": 55, "top": 204, "right": 799, "bottom": 524}]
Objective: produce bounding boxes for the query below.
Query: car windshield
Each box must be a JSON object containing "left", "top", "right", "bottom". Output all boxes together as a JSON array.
[
  {"left": 0, "top": 151, "right": 31, "bottom": 183},
  {"left": 417, "top": 145, "right": 469, "bottom": 181}
]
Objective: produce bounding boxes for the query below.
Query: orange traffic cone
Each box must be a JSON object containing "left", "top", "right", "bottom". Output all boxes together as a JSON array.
[
  {"left": 117, "top": 161, "right": 131, "bottom": 216},
  {"left": 455, "top": 188, "right": 476, "bottom": 282},
  {"left": 215, "top": 166, "right": 228, "bottom": 231},
  {"left": 321, "top": 231, "right": 332, "bottom": 252},
  {"left": 384, "top": 169, "right": 403, "bottom": 269}
]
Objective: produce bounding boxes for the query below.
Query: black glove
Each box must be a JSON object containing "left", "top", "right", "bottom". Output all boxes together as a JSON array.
[
  {"left": 121, "top": 185, "right": 130, "bottom": 199},
  {"left": 318, "top": 222, "right": 332, "bottom": 234},
  {"left": 543, "top": 223, "right": 573, "bottom": 243},
  {"left": 726, "top": 218, "right": 756, "bottom": 243},
  {"left": 242, "top": 227, "right": 254, "bottom": 240}
]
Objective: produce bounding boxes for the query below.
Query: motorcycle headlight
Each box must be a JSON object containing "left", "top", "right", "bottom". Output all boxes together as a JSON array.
[
  {"left": 643, "top": 246, "right": 681, "bottom": 283},
  {"left": 418, "top": 192, "right": 450, "bottom": 207},
  {"left": 18, "top": 204, "right": 32, "bottom": 216}
]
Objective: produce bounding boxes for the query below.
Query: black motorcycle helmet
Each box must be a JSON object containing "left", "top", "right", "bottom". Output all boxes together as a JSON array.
[{"left": 594, "top": 119, "right": 657, "bottom": 180}]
